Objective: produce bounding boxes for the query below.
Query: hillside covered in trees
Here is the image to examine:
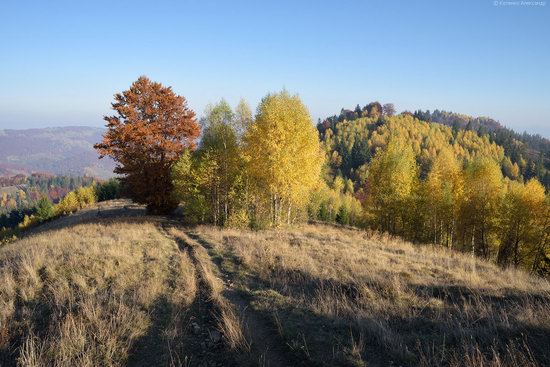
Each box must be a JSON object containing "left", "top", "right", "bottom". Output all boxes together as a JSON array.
[
  {"left": 1, "top": 77, "right": 549, "bottom": 367},
  {"left": 89, "top": 78, "right": 550, "bottom": 278},
  {"left": 320, "top": 103, "right": 550, "bottom": 188},
  {"left": 316, "top": 104, "right": 549, "bottom": 275}
]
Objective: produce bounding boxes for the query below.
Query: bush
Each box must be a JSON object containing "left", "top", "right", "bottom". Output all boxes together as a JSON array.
[
  {"left": 55, "top": 191, "right": 79, "bottom": 215},
  {"left": 225, "top": 209, "right": 250, "bottom": 229},
  {"left": 336, "top": 205, "right": 350, "bottom": 225},
  {"left": 35, "top": 197, "right": 55, "bottom": 222},
  {"left": 18, "top": 214, "right": 37, "bottom": 229},
  {"left": 95, "top": 179, "right": 121, "bottom": 202},
  {"left": 75, "top": 186, "right": 96, "bottom": 209}
]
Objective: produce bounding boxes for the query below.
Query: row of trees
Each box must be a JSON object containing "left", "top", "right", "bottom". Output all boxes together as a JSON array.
[
  {"left": 171, "top": 92, "right": 324, "bottom": 228},
  {"left": 0, "top": 179, "right": 120, "bottom": 242},
  {"left": 95, "top": 77, "right": 548, "bottom": 274},
  {"left": 96, "top": 77, "right": 323, "bottom": 227},
  {"left": 358, "top": 140, "right": 549, "bottom": 274}
]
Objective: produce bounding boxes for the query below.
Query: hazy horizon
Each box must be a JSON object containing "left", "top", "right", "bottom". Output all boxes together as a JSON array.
[{"left": 1, "top": 0, "right": 549, "bottom": 137}]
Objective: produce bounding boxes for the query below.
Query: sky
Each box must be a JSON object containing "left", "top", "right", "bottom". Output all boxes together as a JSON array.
[{"left": 0, "top": 0, "right": 549, "bottom": 137}]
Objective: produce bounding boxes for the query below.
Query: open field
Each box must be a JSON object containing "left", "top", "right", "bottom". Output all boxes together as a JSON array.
[
  {"left": 0, "top": 219, "right": 199, "bottom": 366},
  {"left": 1, "top": 202, "right": 549, "bottom": 366},
  {"left": 193, "top": 225, "right": 550, "bottom": 366}
]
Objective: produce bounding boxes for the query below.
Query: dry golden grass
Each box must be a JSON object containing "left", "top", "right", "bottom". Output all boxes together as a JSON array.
[
  {"left": 2, "top": 209, "right": 548, "bottom": 367},
  {"left": 193, "top": 223, "right": 550, "bottom": 367},
  {"left": 0, "top": 219, "right": 196, "bottom": 367},
  {"left": 167, "top": 228, "right": 250, "bottom": 353}
]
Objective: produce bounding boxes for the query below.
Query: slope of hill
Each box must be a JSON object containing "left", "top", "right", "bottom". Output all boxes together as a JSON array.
[
  {"left": 1, "top": 202, "right": 548, "bottom": 366},
  {"left": 319, "top": 105, "right": 550, "bottom": 188},
  {"left": 413, "top": 109, "right": 550, "bottom": 177},
  {"left": 0, "top": 127, "right": 114, "bottom": 179}
]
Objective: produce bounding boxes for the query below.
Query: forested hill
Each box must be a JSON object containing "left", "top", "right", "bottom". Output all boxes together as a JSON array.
[
  {"left": 318, "top": 103, "right": 550, "bottom": 188},
  {"left": 413, "top": 109, "right": 550, "bottom": 163}
]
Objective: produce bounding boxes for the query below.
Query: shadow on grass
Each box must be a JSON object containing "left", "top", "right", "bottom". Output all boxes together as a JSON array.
[
  {"left": 127, "top": 295, "right": 173, "bottom": 367},
  {"left": 192, "top": 238, "right": 550, "bottom": 367}
]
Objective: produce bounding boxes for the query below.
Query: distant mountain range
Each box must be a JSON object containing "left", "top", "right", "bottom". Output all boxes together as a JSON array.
[{"left": 0, "top": 127, "right": 114, "bottom": 179}]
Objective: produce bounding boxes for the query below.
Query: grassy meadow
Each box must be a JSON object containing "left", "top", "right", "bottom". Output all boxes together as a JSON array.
[
  {"left": 193, "top": 224, "right": 550, "bottom": 366},
  {"left": 0, "top": 206, "right": 549, "bottom": 366}
]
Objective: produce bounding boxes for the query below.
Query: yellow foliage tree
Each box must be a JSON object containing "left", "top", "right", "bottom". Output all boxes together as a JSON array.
[
  {"left": 424, "top": 148, "right": 464, "bottom": 248},
  {"left": 243, "top": 91, "right": 323, "bottom": 226},
  {"left": 55, "top": 191, "right": 80, "bottom": 215},
  {"left": 497, "top": 179, "right": 548, "bottom": 269},
  {"left": 460, "top": 158, "right": 504, "bottom": 258},
  {"left": 366, "top": 138, "right": 418, "bottom": 233},
  {"left": 75, "top": 186, "right": 97, "bottom": 209}
]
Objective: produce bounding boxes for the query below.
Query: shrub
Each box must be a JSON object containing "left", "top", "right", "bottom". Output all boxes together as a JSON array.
[
  {"left": 95, "top": 178, "right": 121, "bottom": 202},
  {"left": 336, "top": 205, "right": 350, "bottom": 225},
  {"left": 225, "top": 209, "right": 250, "bottom": 229},
  {"left": 75, "top": 186, "right": 97, "bottom": 209},
  {"left": 55, "top": 191, "right": 79, "bottom": 215},
  {"left": 35, "top": 197, "right": 55, "bottom": 222}
]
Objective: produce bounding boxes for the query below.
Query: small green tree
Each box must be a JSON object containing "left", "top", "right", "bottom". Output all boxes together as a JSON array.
[
  {"left": 172, "top": 149, "right": 218, "bottom": 224},
  {"left": 336, "top": 205, "right": 350, "bottom": 225},
  {"left": 95, "top": 179, "right": 121, "bottom": 201},
  {"left": 35, "top": 197, "right": 54, "bottom": 222}
]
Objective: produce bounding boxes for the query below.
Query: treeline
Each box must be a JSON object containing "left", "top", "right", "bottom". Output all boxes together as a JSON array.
[
  {"left": 350, "top": 140, "right": 548, "bottom": 275},
  {"left": 414, "top": 109, "right": 550, "bottom": 188},
  {"left": 319, "top": 104, "right": 550, "bottom": 188},
  {"left": 94, "top": 77, "right": 549, "bottom": 276},
  {"left": 0, "top": 179, "right": 120, "bottom": 241},
  {"left": 0, "top": 174, "right": 96, "bottom": 215}
]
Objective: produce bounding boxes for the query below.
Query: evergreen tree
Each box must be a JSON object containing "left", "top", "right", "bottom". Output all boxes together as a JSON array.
[{"left": 35, "top": 197, "right": 54, "bottom": 222}]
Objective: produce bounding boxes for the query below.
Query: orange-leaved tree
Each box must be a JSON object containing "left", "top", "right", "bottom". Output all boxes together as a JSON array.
[{"left": 95, "top": 76, "right": 200, "bottom": 213}]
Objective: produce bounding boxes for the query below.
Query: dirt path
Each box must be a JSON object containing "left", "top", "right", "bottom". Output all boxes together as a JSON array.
[
  {"left": 182, "top": 230, "right": 302, "bottom": 367},
  {"left": 157, "top": 222, "right": 239, "bottom": 367}
]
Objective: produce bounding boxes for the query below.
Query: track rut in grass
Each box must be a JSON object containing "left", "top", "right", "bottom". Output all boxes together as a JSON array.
[
  {"left": 157, "top": 222, "right": 240, "bottom": 367},
  {"left": 181, "top": 229, "right": 304, "bottom": 367}
]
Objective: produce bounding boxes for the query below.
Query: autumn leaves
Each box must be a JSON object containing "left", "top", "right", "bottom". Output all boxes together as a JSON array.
[
  {"left": 97, "top": 78, "right": 323, "bottom": 227},
  {"left": 95, "top": 76, "right": 200, "bottom": 213},
  {"left": 96, "top": 76, "right": 548, "bottom": 273}
]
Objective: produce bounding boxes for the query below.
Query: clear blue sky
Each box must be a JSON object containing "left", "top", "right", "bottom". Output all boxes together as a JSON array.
[{"left": 1, "top": 0, "right": 549, "bottom": 137}]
